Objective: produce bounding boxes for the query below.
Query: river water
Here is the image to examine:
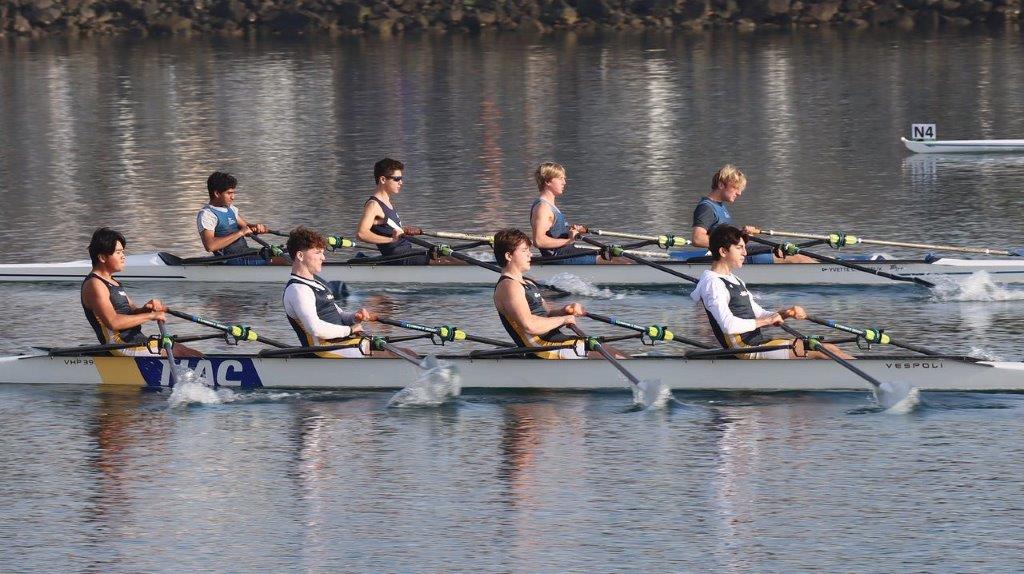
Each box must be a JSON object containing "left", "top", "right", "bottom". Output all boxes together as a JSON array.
[{"left": 1, "top": 30, "right": 1024, "bottom": 572}]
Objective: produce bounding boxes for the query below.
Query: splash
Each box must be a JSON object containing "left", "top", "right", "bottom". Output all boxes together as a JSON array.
[
  {"left": 968, "top": 347, "right": 1004, "bottom": 362},
  {"left": 547, "top": 273, "right": 622, "bottom": 299},
  {"left": 874, "top": 380, "right": 920, "bottom": 414},
  {"left": 931, "top": 271, "right": 1024, "bottom": 302},
  {"left": 632, "top": 379, "right": 672, "bottom": 409},
  {"left": 167, "top": 368, "right": 237, "bottom": 407},
  {"left": 387, "top": 356, "right": 461, "bottom": 407}
]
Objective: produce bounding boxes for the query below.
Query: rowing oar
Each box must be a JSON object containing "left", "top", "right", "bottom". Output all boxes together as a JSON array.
[
  {"left": 579, "top": 236, "right": 699, "bottom": 284},
  {"left": 805, "top": 315, "right": 941, "bottom": 356},
  {"left": 377, "top": 317, "right": 514, "bottom": 347},
  {"left": 779, "top": 323, "right": 914, "bottom": 409},
  {"left": 399, "top": 233, "right": 571, "bottom": 296},
  {"left": 586, "top": 312, "right": 713, "bottom": 349},
  {"left": 422, "top": 230, "right": 494, "bottom": 243},
  {"left": 761, "top": 229, "right": 1024, "bottom": 257},
  {"left": 156, "top": 320, "right": 180, "bottom": 387},
  {"left": 567, "top": 324, "right": 669, "bottom": 409},
  {"left": 165, "top": 309, "right": 293, "bottom": 348},
  {"left": 747, "top": 235, "right": 937, "bottom": 289},
  {"left": 590, "top": 229, "right": 693, "bottom": 249},
  {"left": 250, "top": 234, "right": 292, "bottom": 262}
]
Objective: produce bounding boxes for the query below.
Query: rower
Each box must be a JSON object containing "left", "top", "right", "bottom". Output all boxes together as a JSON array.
[
  {"left": 690, "top": 225, "right": 852, "bottom": 360},
  {"left": 196, "top": 171, "right": 273, "bottom": 265},
  {"left": 690, "top": 165, "right": 813, "bottom": 264},
  {"left": 355, "top": 158, "right": 429, "bottom": 265},
  {"left": 284, "top": 226, "right": 379, "bottom": 358},
  {"left": 530, "top": 162, "right": 630, "bottom": 265},
  {"left": 492, "top": 228, "right": 626, "bottom": 359},
  {"left": 81, "top": 228, "right": 199, "bottom": 357}
]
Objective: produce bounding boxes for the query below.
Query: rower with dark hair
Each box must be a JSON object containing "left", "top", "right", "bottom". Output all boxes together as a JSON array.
[
  {"left": 196, "top": 171, "right": 271, "bottom": 265},
  {"left": 690, "top": 224, "right": 851, "bottom": 360},
  {"left": 81, "top": 227, "right": 199, "bottom": 357},
  {"left": 492, "top": 228, "right": 626, "bottom": 359},
  {"left": 355, "top": 158, "right": 428, "bottom": 265},
  {"left": 283, "top": 226, "right": 379, "bottom": 358}
]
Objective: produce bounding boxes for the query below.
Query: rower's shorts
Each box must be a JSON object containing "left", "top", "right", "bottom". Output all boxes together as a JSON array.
[
  {"left": 541, "top": 246, "right": 598, "bottom": 265},
  {"left": 223, "top": 256, "right": 269, "bottom": 266},
  {"left": 532, "top": 338, "right": 587, "bottom": 359},
  {"left": 734, "top": 338, "right": 793, "bottom": 360},
  {"left": 110, "top": 346, "right": 151, "bottom": 357},
  {"left": 745, "top": 245, "right": 775, "bottom": 265},
  {"left": 316, "top": 337, "right": 370, "bottom": 359}
]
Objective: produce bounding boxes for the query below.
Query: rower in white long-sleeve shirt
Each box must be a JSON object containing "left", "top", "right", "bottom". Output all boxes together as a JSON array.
[{"left": 283, "top": 226, "right": 376, "bottom": 358}]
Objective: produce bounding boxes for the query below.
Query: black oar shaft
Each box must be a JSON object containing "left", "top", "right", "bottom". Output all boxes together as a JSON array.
[
  {"left": 585, "top": 312, "right": 713, "bottom": 349},
  {"left": 805, "top": 315, "right": 941, "bottom": 356},
  {"left": 748, "top": 236, "right": 936, "bottom": 288},
  {"left": 377, "top": 318, "right": 513, "bottom": 347},
  {"left": 780, "top": 324, "right": 883, "bottom": 388},
  {"left": 568, "top": 324, "right": 640, "bottom": 386},
  {"left": 166, "top": 309, "right": 292, "bottom": 349},
  {"left": 579, "top": 236, "right": 698, "bottom": 284}
]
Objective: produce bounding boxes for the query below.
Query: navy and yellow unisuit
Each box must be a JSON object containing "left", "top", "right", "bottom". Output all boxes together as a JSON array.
[
  {"left": 495, "top": 275, "right": 582, "bottom": 359},
  {"left": 81, "top": 273, "right": 149, "bottom": 355}
]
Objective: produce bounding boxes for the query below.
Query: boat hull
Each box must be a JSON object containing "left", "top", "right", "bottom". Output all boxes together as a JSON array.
[
  {"left": 2, "top": 253, "right": 1024, "bottom": 286},
  {"left": 1, "top": 353, "right": 1021, "bottom": 392},
  {"left": 902, "top": 137, "right": 1024, "bottom": 154}
]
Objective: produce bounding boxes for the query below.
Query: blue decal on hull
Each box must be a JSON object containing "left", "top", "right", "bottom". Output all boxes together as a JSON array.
[{"left": 134, "top": 357, "right": 264, "bottom": 389}]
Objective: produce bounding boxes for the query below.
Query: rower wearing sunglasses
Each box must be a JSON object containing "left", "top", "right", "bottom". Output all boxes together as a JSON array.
[{"left": 356, "top": 157, "right": 429, "bottom": 265}]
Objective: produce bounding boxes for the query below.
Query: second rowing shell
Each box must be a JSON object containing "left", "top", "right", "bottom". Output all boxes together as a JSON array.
[{"left": 1, "top": 252, "right": 1024, "bottom": 286}]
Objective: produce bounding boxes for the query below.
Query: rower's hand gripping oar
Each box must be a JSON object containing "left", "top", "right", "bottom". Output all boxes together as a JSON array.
[
  {"left": 760, "top": 229, "right": 1024, "bottom": 257},
  {"left": 585, "top": 312, "right": 713, "bottom": 349},
  {"left": 579, "top": 236, "right": 699, "bottom": 284},
  {"left": 590, "top": 228, "right": 693, "bottom": 249},
  {"left": 567, "top": 324, "right": 669, "bottom": 409},
  {"left": 165, "top": 309, "right": 293, "bottom": 349},
  {"left": 748, "top": 235, "right": 937, "bottom": 288},
  {"left": 778, "top": 323, "right": 915, "bottom": 410}
]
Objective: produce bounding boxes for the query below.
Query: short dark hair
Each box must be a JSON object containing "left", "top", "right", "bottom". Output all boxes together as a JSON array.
[
  {"left": 374, "top": 158, "right": 404, "bottom": 182},
  {"left": 287, "top": 226, "right": 327, "bottom": 258},
  {"left": 493, "top": 228, "right": 531, "bottom": 266},
  {"left": 207, "top": 171, "right": 238, "bottom": 197},
  {"left": 89, "top": 227, "right": 127, "bottom": 266},
  {"left": 709, "top": 224, "right": 748, "bottom": 261}
]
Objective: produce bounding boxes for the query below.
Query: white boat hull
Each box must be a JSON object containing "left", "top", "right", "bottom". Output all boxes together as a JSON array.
[
  {"left": 902, "top": 137, "right": 1024, "bottom": 154},
  {"left": 2, "top": 252, "right": 1024, "bottom": 286},
  {"left": 1, "top": 353, "right": 1021, "bottom": 392}
]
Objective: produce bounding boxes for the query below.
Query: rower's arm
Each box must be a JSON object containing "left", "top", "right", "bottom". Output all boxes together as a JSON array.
[
  {"left": 691, "top": 226, "right": 710, "bottom": 249},
  {"left": 235, "top": 213, "right": 267, "bottom": 235},
  {"left": 496, "top": 281, "right": 571, "bottom": 336},
  {"left": 200, "top": 228, "right": 253, "bottom": 254},
  {"left": 530, "top": 202, "right": 575, "bottom": 250},
  {"left": 356, "top": 200, "right": 397, "bottom": 245},
  {"left": 81, "top": 278, "right": 161, "bottom": 332}
]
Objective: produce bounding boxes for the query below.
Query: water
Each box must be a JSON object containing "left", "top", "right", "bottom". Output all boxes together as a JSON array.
[{"left": 2, "top": 30, "right": 1024, "bottom": 571}]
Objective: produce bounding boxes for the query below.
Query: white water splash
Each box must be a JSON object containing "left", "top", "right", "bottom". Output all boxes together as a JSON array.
[
  {"left": 874, "top": 380, "right": 920, "bottom": 414},
  {"left": 547, "top": 273, "right": 622, "bottom": 299},
  {"left": 632, "top": 379, "right": 672, "bottom": 410},
  {"left": 968, "top": 347, "right": 1004, "bottom": 362},
  {"left": 931, "top": 271, "right": 1024, "bottom": 302},
  {"left": 168, "top": 368, "right": 237, "bottom": 407},
  {"left": 387, "top": 356, "right": 461, "bottom": 407}
]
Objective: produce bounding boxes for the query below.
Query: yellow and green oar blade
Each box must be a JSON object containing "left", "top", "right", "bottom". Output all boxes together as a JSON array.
[
  {"left": 166, "top": 309, "right": 292, "bottom": 349},
  {"left": 761, "top": 229, "right": 1023, "bottom": 257}
]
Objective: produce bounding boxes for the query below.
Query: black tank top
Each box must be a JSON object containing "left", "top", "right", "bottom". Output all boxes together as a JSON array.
[
  {"left": 81, "top": 273, "right": 146, "bottom": 346},
  {"left": 704, "top": 276, "right": 765, "bottom": 347},
  {"left": 284, "top": 274, "right": 348, "bottom": 345},
  {"left": 366, "top": 196, "right": 412, "bottom": 256},
  {"left": 494, "top": 275, "right": 573, "bottom": 347}
]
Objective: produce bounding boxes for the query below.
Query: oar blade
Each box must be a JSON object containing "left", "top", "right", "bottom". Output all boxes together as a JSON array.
[
  {"left": 386, "top": 355, "right": 462, "bottom": 408},
  {"left": 633, "top": 378, "right": 672, "bottom": 410},
  {"left": 874, "top": 380, "right": 920, "bottom": 414}
]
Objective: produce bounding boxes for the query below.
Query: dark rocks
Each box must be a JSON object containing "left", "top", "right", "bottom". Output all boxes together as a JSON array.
[{"left": 1, "top": 0, "right": 1019, "bottom": 36}]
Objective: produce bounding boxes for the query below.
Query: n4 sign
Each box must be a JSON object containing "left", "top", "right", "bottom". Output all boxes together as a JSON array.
[{"left": 911, "top": 124, "right": 936, "bottom": 140}]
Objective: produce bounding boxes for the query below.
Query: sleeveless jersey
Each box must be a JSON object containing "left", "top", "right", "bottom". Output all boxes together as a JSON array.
[
  {"left": 81, "top": 273, "right": 147, "bottom": 347},
  {"left": 366, "top": 196, "right": 412, "bottom": 256},
  {"left": 495, "top": 275, "right": 576, "bottom": 359}
]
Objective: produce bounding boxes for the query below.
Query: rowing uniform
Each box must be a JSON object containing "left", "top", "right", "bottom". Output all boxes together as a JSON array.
[
  {"left": 283, "top": 274, "right": 365, "bottom": 358},
  {"left": 495, "top": 275, "right": 584, "bottom": 359},
  {"left": 690, "top": 269, "right": 792, "bottom": 359},
  {"left": 692, "top": 197, "right": 774, "bottom": 264},
  {"left": 196, "top": 203, "right": 266, "bottom": 266},
  {"left": 81, "top": 273, "right": 149, "bottom": 356},
  {"left": 365, "top": 196, "right": 429, "bottom": 265},
  {"left": 530, "top": 197, "right": 597, "bottom": 265}
]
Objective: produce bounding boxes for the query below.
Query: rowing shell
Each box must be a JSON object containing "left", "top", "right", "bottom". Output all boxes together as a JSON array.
[
  {"left": 902, "top": 137, "right": 1024, "bottom": 154},
  {"left": 1, "top": 353, "right": 1021, "bottom": 392},
  {"left": 2, "top": 252, "right": 1024, "bottom": 286}
]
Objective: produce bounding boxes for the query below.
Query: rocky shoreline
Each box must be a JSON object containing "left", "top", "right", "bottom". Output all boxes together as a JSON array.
[{"left": 2, "top": 0, "right": 1019, "bottom": 38}]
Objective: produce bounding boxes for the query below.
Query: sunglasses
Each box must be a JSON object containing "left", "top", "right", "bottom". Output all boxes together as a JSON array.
[{"left": 385, "top": 175, "right": 403, "bottom": 182}]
